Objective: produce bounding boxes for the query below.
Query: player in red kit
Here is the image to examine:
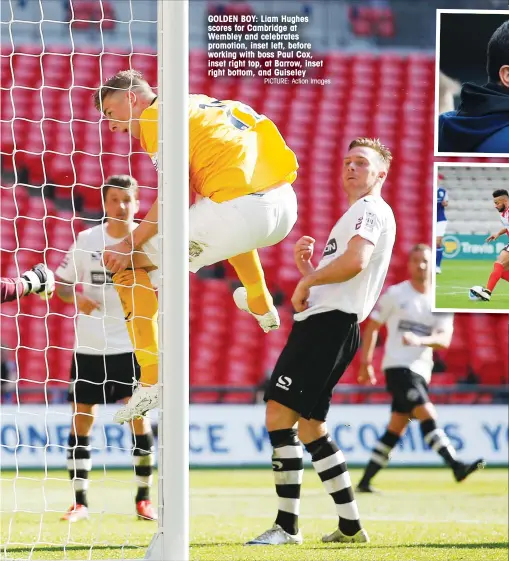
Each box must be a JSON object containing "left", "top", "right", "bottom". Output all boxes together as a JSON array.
[{"left": 471, "top": 189, "right": 509, "bottom": 301}]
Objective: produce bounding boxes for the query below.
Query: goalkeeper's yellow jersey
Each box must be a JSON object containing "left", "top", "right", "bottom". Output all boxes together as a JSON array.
[{"left": 139, "top": 95, "right": 298, "bottom": 203}]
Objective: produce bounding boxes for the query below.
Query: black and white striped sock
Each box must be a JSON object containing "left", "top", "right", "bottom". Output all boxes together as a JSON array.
[
  {"left": 67, "top": 434, "right": 91, "bottom": 507},
  {"left": 269, "top": 428, "right": 303, "bottom": 536},
  {"left": 132, "top": 432, "right": 155, "bottom": 502},
  {"left": 359, "top": 430, "right": 400, "bottom": 485},
  {"left": 420, "top": 419, "right": 458, "bottom": 468},
  {"left": 306, "top": 434, "right": 362, "bottom": 536}
]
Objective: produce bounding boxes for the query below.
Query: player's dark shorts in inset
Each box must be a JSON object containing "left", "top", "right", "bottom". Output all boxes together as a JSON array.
[
  {"left": 264, "top": 310, "right": 360, "bottom": 422},
  {"left": 68, "top": 352, "right": 140, "bottom": 405},
  {"left": 385, "top": 367, "right": 430, "bottom": 414}
]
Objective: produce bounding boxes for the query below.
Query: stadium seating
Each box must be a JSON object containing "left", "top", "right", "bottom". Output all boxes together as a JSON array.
[
  {"left": 1, "top": 48, "right": 508, "bottom": 404},
  {"left": 348, "top": 5, "right": 395, "bottom": 38}
]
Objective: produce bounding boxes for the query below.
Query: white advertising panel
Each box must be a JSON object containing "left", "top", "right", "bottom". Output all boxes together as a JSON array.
[{"left": 1, "top": 404, "right": 507, "bottom": 468}]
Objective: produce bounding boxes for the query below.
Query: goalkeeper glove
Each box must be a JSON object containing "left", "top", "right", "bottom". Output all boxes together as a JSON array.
[{"left": 22, "top": 263, "right": 55, "bottom": 300}]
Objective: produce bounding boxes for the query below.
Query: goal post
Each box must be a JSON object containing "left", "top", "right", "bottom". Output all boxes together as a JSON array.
[{"left": 145, "top": 0, "right": 190, "bottom": 560}]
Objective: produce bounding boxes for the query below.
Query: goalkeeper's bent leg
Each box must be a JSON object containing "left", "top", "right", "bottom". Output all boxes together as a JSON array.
[
  {"left": 113, "top": 269, "right": 158, "bottom": 386},
  {"left": 228, "top": 250, "right": 273, "bottom": 315}
]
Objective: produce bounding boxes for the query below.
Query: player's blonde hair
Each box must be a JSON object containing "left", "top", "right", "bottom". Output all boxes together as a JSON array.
[
  {"left": 348, "top": 137, "right": 393, "bottom": 169},
  {"left": 93, "top": 70, "right": 151, "bottom": 111}
]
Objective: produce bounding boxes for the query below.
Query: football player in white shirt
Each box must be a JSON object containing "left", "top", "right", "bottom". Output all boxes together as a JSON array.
[
  {"left": 55, "top": 176, "right": 157, "bottom": 523},
  {"left": 471, "top": 189, "right": 509, "bottom": 301},
  {"left": 357, "top": 245, "right": 485, "bottom": 492},
  {"left": 246, "top": 138, "right": 396, "bottom": 547}
]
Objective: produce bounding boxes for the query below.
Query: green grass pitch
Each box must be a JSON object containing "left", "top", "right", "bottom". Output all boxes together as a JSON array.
[
  {"left": 435, "top": 260, "right": 509, "bottom": 310},
  {"left": 1, "top": 467, "right": 507, "bottom": 560}
]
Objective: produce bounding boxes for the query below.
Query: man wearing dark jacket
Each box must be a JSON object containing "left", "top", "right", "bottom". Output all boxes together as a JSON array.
[{"left": 439, "top": 21, "right": 509, "bottom": 153}]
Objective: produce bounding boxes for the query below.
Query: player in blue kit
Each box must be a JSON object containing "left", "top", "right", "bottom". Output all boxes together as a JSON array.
[{"left": 436, "top": 174, "right": 449, "bottom": 274}]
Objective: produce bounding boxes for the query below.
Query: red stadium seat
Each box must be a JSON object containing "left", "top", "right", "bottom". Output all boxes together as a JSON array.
[{"left": 2, "top": 50, "right": 507, "bottom": 404}]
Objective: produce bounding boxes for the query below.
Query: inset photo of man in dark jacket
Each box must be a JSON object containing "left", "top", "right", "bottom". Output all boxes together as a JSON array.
[{"left": 438, "top": 14, "right": 509, "bottom": 154}]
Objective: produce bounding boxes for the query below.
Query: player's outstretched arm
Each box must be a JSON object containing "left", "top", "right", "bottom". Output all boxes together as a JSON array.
[
  {"left": 1, "top": 264, "right": 55, "bottom": 303},
  {"left": 486, "top": 227, "right": 506, "bottom": 242},
  {"left": 303, "top": 235, "right": 374, "bottom": 287},
  {"left": 291, "top": 236, "right": 374, "bottom": 312},
  {"left": 55, "top": 279, "right": 74, "bottom": 304},
  {"left": 0, "top": 278, "right": 25, "bottom": 303},
  {"left": 103, "top": 197, "right": 159, "bottom": 273},
  {"left": 130, "top": 197, "right": 159, "bottom": 249},
  {"left": 55, "top": 278, "right": 101, "bottom": 315},
  {"left": 358, "top": 319, "right": 382, "bottom": 385},
  {"left": 293, "top": 236, "right": 316, "bottom": 277},
  {"left": 402, "top": 328, "right": 453, "bottom": 350}
]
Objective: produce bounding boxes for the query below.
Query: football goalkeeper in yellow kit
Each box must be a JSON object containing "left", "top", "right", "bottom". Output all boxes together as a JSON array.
[{"left": 95, "top": 70, "right": 298, "bottom": 423}]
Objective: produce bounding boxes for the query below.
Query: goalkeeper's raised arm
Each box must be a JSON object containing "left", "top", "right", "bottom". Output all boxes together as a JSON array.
[{"left": 93, "top": 70, "right": 159, "bottom": 274}]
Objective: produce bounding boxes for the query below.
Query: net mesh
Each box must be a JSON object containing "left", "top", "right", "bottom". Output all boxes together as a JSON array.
[{"left": 1, "top": 0, "right": 158, "bottom": 558}]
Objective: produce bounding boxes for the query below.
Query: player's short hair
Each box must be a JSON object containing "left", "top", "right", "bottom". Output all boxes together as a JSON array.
[
  {"left": 93, "top": 70, "right": 150, "bottom": 111},
  {"left": 487, "top": 21, "right": 509, "bottom": 82},
  {"left": 348, "top": 137, "right": 393, "bottom": 169},
  {"left": 102, "top": 175, "right": 140, "bottom": 201},
  {"left": 410, "top": 243, "right": 431, "bottom": 255},
  {"left": 493, "top": 189, "right": 509, "bottom": 198}
]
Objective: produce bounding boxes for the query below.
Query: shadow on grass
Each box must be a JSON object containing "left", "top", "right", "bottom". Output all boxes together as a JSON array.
[
  {"left": 367, "top": 542, "right": 508, "bottom": 550},
  {"left": 190, "top": 541, "right": 509, "bottom": 550},
  {"left": 8, "top": 541, "right": 506, "bottom": 553},
  {"left": 4, "top": 544, "right": 145, "bottom": 553}
]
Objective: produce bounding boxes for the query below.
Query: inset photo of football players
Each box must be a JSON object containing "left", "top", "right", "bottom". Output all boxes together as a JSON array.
[{"left": 433, "top": 163, "right": 509, "bottom": 312}]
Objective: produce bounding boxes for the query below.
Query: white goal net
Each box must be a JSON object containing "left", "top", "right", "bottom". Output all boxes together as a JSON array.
[{"left": 0, "top": 1, "right": 161, "bottom": 559}]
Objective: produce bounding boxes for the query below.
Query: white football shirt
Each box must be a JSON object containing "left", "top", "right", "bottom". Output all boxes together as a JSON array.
[
  {"left": 294, "top": 195, "right": 396, "bottom": 323},
  {"left": 371, "top": 280, "right": 454, "bottom": 383},
  {"left": 56, "top": 223, "right": 137, "bottom": 355},
  {"left": 499, "top": 207, "right": 509, "bottom": 235}
]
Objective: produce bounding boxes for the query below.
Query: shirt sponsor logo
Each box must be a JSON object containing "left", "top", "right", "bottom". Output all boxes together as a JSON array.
[
  {"left": 91, "top": 271, "right": 113, "bottom": 285},
  {"left": 323, "top": 238, "right": 337, "bottom": 256},
  {"left": 397, "top": 320, "right": 432, "bottom": 337}
]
